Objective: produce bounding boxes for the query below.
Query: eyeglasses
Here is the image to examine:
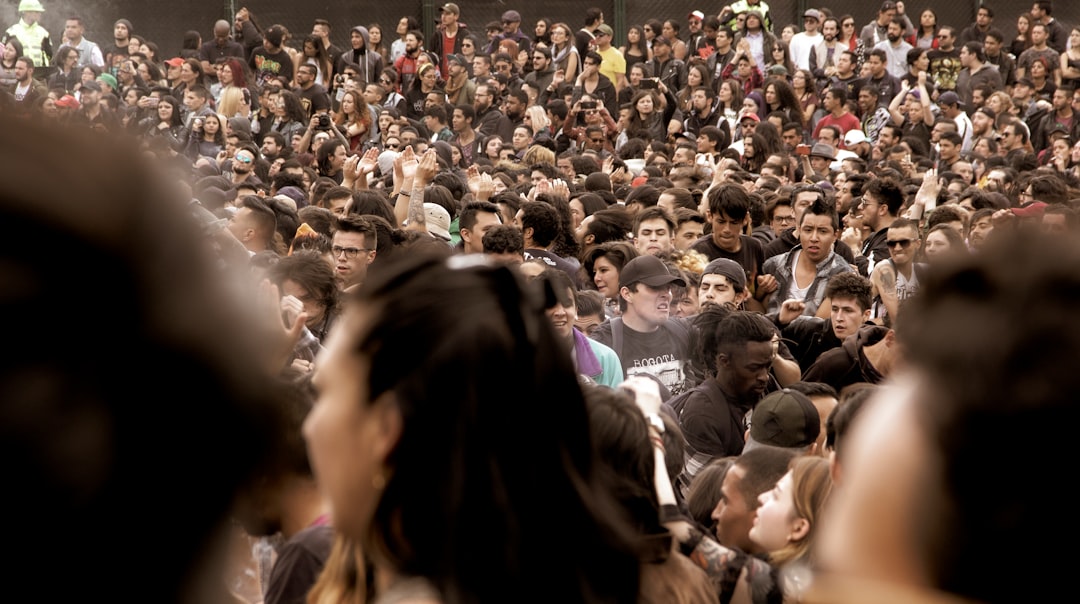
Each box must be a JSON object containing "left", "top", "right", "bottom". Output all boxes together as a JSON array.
[
  {"left": 887, "top": 239, "right": 914, "bottom": 248},
  {"left": 774, "top": 215, "right": 796, "bottom": 224},
  {"left": 332, "top": 245, "right": 373, "bottom": 259},
  {"left": 234, "top": 155, "right": 253, "bottom": 163},
  {"left": 379, "top": 78, "right": 392, "bottom": 85},
  {"left": 1020, "top": 190, "right": 1034, "bottom": 199},
  {"left": 385, "top": 143, "right": 400, "bottom": 149},
  {"left": 843, "top": 22, "right": 855, "bottom": 27}
]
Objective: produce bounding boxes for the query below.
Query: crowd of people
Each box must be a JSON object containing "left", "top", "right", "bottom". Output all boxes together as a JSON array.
[{"left": 3, "top": 1, "right": 1078, "bottom": 604}]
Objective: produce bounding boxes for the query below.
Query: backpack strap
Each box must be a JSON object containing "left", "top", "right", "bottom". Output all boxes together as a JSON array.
[{"left": 611, "top": 317, "right": 623, "bottom": 360}]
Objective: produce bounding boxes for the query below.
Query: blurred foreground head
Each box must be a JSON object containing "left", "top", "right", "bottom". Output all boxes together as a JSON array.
[
  {"left": 814, "top": 232, "right": 1080, "bottom": 604},
  {"left": 0, "top": 116, "right": 283, "bottom": 603}
]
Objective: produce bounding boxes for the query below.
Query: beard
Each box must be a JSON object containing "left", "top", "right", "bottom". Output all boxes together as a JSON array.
[
  {"left": 825, "top": 33, "right": 836, "bottom": 42},
  {"left": 887, "top": 33, "right": 900, "bottom": 43}
]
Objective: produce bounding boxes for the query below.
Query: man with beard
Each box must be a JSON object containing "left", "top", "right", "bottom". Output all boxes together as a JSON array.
[
  {"left": 393, "top": 30, "right": 432, "bottom": 94},
  {"left": 227, "top": 146, "right": 264, "bottom": 189},
  {"left": 473, "top": 82, "right": 513, "bottom": 141},
  {"left": 856, "top": 177, "right": 902, "bottom": 277},
  {"left": 873, "top": 17, "right": 912, "bottom": 80},
  {"left": 431, "top": 3, "right": 469, "bottom": 78},
  {"left": 810, "top": 17, "right": 843, "bottom": 86},
  {"left": 444, "top": 53, "right": 475, "bottom": 107}
]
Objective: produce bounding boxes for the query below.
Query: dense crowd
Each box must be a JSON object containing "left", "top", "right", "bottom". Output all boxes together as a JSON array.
[{"left": 3, "top": 1, "right": 1077, "bottom": 604}]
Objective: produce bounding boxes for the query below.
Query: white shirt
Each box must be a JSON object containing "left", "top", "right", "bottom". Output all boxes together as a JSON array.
[{"left": 789, "top": 32, "right": 823, "bottom": 71}]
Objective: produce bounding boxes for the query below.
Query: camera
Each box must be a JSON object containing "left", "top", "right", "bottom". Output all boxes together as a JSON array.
[
  {"left": 639, "top": 78, "right": 658, "bottom": 90},
  {"left": 580, "top": 100, "right": 597, "bottom": 110},
  {"left": 317, "top": 114, "right": 331, "bottom": 130},
  {"left": 334, "top": 74, "right": 345, "bottom": 85}
]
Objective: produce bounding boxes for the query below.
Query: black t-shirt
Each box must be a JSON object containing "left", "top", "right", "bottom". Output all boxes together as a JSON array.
[
  {"left": 690, "top": 234, "right": 764, "bottom": 290},
  {"left": 592, "top": 318, "right": 694, "bottom": 396},
  {"left": 295, "top": 84, "right": 331, "bottom": 119},
  {"left": 250, "top": 47, "right": 294, "bottom": 89}
]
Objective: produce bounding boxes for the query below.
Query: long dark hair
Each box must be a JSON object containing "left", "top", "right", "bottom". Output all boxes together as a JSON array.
[{"left": 356, "top": 252, "right": 641, "bottom": 603}]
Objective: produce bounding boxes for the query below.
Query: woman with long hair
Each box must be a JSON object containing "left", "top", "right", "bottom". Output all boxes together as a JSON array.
[
  {"left": 175, "top": 58, "right": 207, "bottom": 97},
  {"left": 534, "top": 17, "right": 553, "bottom": 47},
  {"left": 1011, "top": 12, "right": 1034, "bottom": 58},
  {"left": 302, "top": 252, "right": 642, "bottom": 604},
  {"left": 334, "top": 89, "right": 374, "bottom": 153},
  {"left": 741, "top": 132, "right": 768, "bottom": 173},
  {"left": 716, "top": 79, "right": 744, "bottom": 134},
  {"left": 908, "top": 9, "right": 939, "bottom": 49},
  {"left": 791, "top": 68, "right": 819, "bottom": 127},
  {"left": 620, "top": 25, "right": 650, "bottom": 73},
  {"left": 272, "top": 89, "right": 309, "bottom": 144},
  {"left": 367, "top": 23, "right": 389, "bottom": 66},
  {"left": 548, "top": 22, "right": 580, "bottom": 83},
  {"left": 185, "top": 112, "right": 226, "bottom": 160},
  {"left": 315, "top": 138, "right": 348, "bottom": 184},
  {"left": 836, "top": 14, "right": 859, "bottom": 52},
  {"left": 404, "top": 62, "right": 438, "bottom": 121},
  {"left": 766, "top": 39, "right": 795, "bottom": 79},
  {"left": 1060, "top": 27, "right": 1080, "bottom": 92},
  {"left": 215, "top": 58, "right": 251, "bottom": 117},
  {"left": 921, "top": 223, "right": 969, "bottom": 264},
  {"left": 48, "top": 45, "right": 81, "bottom": 93},
  {"left": 139, "top": 94, "right": 184, "bottom": 151},
  {"left": 677, "top": 60, "right": 712, "bottom": 114},
  {"left": 0, "top": 35, "right": 23, "bottom": 92},
  {"left": 137, "top": 60, "right": 165, "bottom": 88},
  {"left": 763, "top": 77, "right": 804, "bottom": 127},
  {"left": 625, "top": 88, "right": 678, "bottom": 145},
  {"left": 301, "top": 34, "right": 334, "bottom": 88}
]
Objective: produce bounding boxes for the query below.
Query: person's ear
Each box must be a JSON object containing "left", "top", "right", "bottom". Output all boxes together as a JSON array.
[
  {"left": 861, "top": 308, "right": 872, "bottom": 322},
  {"left": 789, "top": 516, "right": 811, "bottom": 543},
  {"left": 584, "top": 233, "right": 595, "bottom": 246},
  {"left": 370, "top": 391, "right": 403, "bottom": 466}
]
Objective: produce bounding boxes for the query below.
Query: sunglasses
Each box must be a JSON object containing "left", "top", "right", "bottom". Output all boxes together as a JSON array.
[
  {"left": 887, "top": 239, "right": 914, "bottom": 248},
  {"left": 235, "top": 155, "right": 253, "bottom": 164}
]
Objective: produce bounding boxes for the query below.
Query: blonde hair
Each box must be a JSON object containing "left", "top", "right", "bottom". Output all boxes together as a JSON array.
[
  {"left": 217, "top": 86, "right": 249, "bottom": 119},
  {"left": 525, "top": 105, "right": 550, "bottom": 133},
  {"left": 305, "top": 534, "right": 366, "bottom": 604},
  {"left": 522, "top": 144, "right": 555, "bottom": 168},
  {"left": 768, "top": 456, "right": 833, "bottom": 569}
]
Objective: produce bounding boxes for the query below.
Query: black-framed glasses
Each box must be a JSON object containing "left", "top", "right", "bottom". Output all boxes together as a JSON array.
[
  {"left": 332, "top": 245, "right": 373, "bottom": 259},
  {"left": 887, "top": 239, "right": 914, "bottom": 248},
  {"left": 385, "top": 143, "right": 400, "bottom": 149}
]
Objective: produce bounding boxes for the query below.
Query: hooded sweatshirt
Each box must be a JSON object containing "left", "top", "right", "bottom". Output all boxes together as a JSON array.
[
  {"left": 337, "top": 26, "right": 384, "bottom": 87},
  {"left": 801, "top": 324, "right": 888, "bottom": 392}
]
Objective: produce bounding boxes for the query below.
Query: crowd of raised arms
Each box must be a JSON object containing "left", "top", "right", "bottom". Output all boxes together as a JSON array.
[{"left": 3, "top": 1, "right": 1078, "bottom": 604}]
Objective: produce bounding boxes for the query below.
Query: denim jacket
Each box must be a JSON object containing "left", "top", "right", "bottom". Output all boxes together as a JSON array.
[{"left": 763, "top": 244, "right": 854, "bottom": 316}]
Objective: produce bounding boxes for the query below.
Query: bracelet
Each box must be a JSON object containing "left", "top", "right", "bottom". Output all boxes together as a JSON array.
[{"left": 397, "top": 190, "right": 410, "bottom": 197}]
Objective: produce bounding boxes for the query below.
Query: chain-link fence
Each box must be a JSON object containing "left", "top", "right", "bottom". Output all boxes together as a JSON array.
[{"left": 0, "top": 1, "right": 1069, "bottom": 63}]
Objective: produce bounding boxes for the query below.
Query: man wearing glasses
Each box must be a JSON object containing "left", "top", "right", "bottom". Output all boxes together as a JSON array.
[
  {"left": 331, "top": 214, "right": 377, "bottom": 292},
  {"left": 472, "top": 82, "right": 513, "bottom": 141},
  {"left": 856, "top": 177, "right": 903, "bottom": 278},
  {"left": 868, "top": 218, "right": 923, "bottom": 326}
]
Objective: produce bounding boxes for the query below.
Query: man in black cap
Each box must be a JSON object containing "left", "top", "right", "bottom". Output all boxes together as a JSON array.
[
  {"left": 590, "top": 255, "right": 696, "bottom": 396},
  {"left": 645, "top": 36, "right": 686, "bottom": 94},
  {"left": 249, "top": 24, "right": 294, "bottom": 89},
  {"left": 742, "top": 388, "right": 821, "bottom": 454}
]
